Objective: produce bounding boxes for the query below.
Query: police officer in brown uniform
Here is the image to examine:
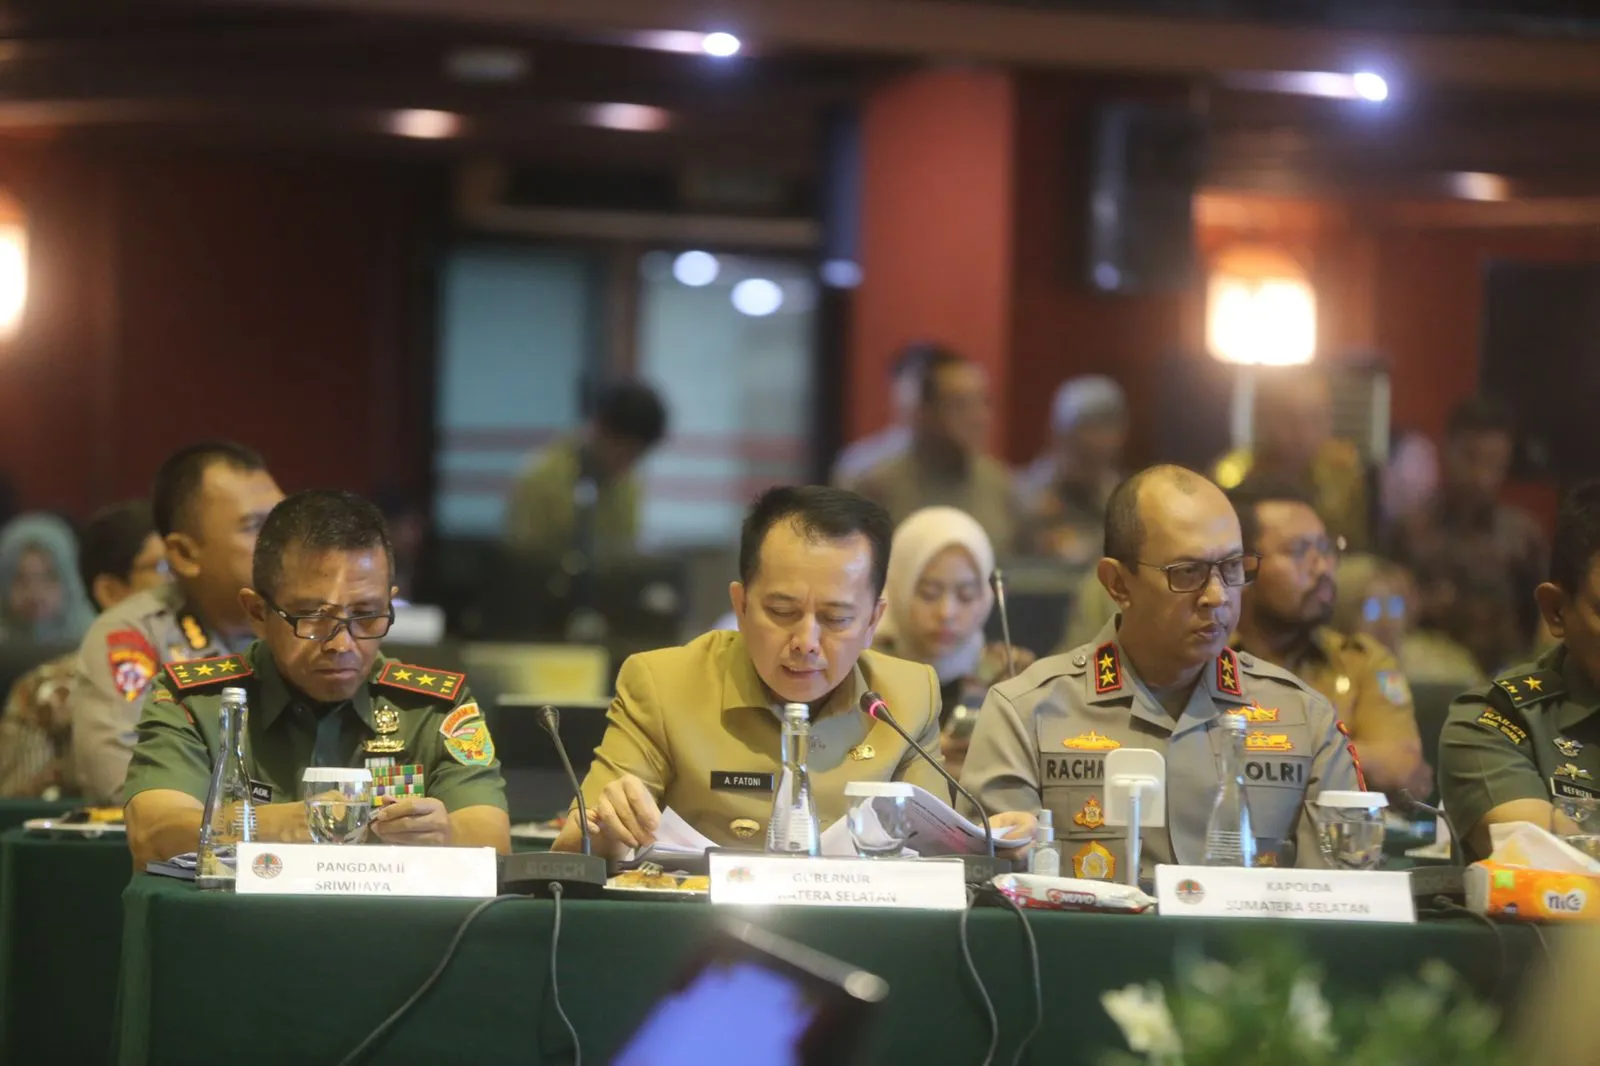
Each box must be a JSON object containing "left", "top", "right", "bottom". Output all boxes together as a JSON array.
[
  {"left": 1228, "top": 481, "right": 1432, "bottom": 798},
  {"left": 69, "top": 443, "right": 284, "bottom": 803},
  {"left": 1440, "top": 480, "right": 1600, "bottom": 861},
  {"left": 960, "top": 466, "right": 1360, "bottom": 880},
  {"left": 553, "top": 486, "right": 1037, "bottom": 858}
]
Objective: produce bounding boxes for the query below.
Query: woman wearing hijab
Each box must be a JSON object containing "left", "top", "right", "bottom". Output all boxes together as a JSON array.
[
  {"left": 0, "top": 513, "right": 95, "bottom": 644},
  {"left": 874, "top": 506, "right": 1035, "bottom": 780}
]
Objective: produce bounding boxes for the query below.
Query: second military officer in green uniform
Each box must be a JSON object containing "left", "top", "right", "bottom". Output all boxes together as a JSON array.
[
  {"left": 1440, "top": 480, "right": 1600, "bottom": 861},
  {"left": 125, "top": 490, "right": 509, "bottom": 869},
  {"left": 961, "top": 465, "right": 1361, "bottom": 880}
]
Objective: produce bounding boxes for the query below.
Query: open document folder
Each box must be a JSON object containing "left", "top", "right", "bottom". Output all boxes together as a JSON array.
[{"left": 625, "top": 785, "right": 1028, "bottom": 866}]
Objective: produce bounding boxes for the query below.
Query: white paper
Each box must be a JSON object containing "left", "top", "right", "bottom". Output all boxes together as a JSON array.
[
  {"left": 708, "top": 852, "right": 968, "bottom": 911},
  {"left": 1487, "top": 820, "right": 1600, "bottom": 872}
]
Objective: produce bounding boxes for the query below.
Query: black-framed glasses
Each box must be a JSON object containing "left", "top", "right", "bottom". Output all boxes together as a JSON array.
[
  {"left": 1273, "top": 535, "right": 1347, "bottom": 567},
  {"left": 1132, "top": 553, "right": 1261, "bottom": 593},
  {"left": 265, "top": 600, "right": 394, "bottom": 641}
]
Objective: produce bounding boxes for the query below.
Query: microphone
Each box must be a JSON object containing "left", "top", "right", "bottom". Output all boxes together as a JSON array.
[
  {"left": 860, "top": 691, "right": 1011, "bottom": 881},
  {"left": 497, "top": 704, "right": 607, "bottom": 897},
  {"left": 539, "top": 706, "right": 591, "bottom": 856},
  {"left": 1394, "top": 788, "right": 1465, "bottom": 903},
  {"left": 990, "top": 569, "right": 1017, "bottom": 679}
]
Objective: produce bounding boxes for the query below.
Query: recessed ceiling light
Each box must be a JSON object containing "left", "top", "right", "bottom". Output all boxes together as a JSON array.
[
  {"left": 702, "top": 32, "right": 741, "bottom": 57},
  {"left": 390, "top": 109, "right": 460, "bottom": 139},
  {"left": 1451, "top": 172, "right": 1511, "bottom": 202},
  {"left": 673, "top": 251, "right": 720, "bottom": 286},
  {"left": 732, "top": 278, "right": 783, "bottom": 316},
  {"left": 584, "top": 103, "right": 672, "bottom": 132}
]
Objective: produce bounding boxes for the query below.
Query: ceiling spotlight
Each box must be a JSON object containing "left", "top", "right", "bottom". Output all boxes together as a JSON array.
[
  {"left": 585, "top": 103, "right": 671, "bottom": 132},
  {"left": 1352, "top": 71, "right": 1388, "bottom": 102},
  {"left": 702, "top": 32, "right": 741, "bottom": 57},
  {"left": 390, "top": 109, "right": 460, "bottom": 139},
  {"left": 820, "top": 259, "right": 863, "bottom": 289},
  {"left": 673, "top": 251, "right": 720, "bottom": 287},
  {"left": 732, "top": 278, "right": 783, "bottom": 317},
  {"left": 1451, "top": 172, "right": 1511, "bottom": 202}
]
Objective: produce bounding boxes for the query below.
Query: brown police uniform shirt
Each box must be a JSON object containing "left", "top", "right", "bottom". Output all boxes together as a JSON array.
[
  {"left": 960, "top": 618, "right": 1361, "bottom": 880},
  {"left": 67, "top": 583, "right": 240, "bottom": 805},
  {"left": 0, "top": 653, "right": 77, "bottom": 797},
  {"left": 1260, "top": 628, "right": 1421, "bottom": 758},
  {"left": 577, "top": 629, "right": 949, "bottom": 847},
  {"left": 1438, "top": 644, "right": 1600, "bottom": 862}
]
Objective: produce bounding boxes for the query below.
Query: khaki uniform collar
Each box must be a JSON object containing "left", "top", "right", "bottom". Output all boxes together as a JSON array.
[
  {"left": 248, "top": 641, "right": 375, "bottom": 731},
  {"left": 1089, "top": 616, "right": 1243, "bottom": 732},
  {"left": 719, "top": 630, "right": 868, "bottom": 719}
]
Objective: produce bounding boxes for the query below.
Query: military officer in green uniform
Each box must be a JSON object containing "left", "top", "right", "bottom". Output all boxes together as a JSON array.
[
  {"left": 960, "top": 465, "right": 1361, "bottom": 880},
  {"left": 1440, "top": 480, "right": 1600, "bottom": 861},
  {"left": 125, "top": 490, "right": 509, "bottom": 869}
]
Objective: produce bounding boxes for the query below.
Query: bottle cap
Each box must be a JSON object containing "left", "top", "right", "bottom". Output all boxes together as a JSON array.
[
  {"left": 220, "top": 686, "right": 248, "bottom": 703},
  {"left": 781, "top": 702, "right": 811, "bottom": 720},
  {"left": 1038, "top": 809, "right": 1054, "bottom": 827}
]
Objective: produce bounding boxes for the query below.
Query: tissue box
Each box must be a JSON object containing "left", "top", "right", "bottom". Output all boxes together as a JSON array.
[{"left": 1465, "top": 861, "right": 1600, "bottom": 921}]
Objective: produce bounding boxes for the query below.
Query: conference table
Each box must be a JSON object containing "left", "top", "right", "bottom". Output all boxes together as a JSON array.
[{"left": 112, "top": 875, "right": 1546, "bottom": 1066}]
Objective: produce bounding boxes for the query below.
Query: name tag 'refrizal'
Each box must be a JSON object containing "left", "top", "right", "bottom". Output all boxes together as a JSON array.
[{"left": 710, "top": 771, "right": 775, "bottom": 792}]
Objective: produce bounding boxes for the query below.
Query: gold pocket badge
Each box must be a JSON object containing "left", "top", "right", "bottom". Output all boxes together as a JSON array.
[
  {"left": 1073, "top": 841, "right": 1115, "bottom": 880},
  {"left": 364, "top": 705, "right": 405, "bottom": 754},
  {"left": 729, "top": 818, "right": 761, "bottom": 840},
  {"left": 848, "top": 743, "right": 875, "bottom": 761}
]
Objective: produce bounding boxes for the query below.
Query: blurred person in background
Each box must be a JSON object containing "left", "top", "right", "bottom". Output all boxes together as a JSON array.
[
  {"left": 841, "top": 346, "right": 1019, "bottom": 554},
  {"left": 1379, "top": 429, "right": 1440, "bottom": 547},
  {"left": 1387, "top": 397, "right": 1546, "bottom": 649},
  {"left": 1439, "top": 479, "right": 1600, "bottom": 860},
  {"left": 1017, "top": 375, "right": 1129, "bottom": 566},
  {"left": 830, "top": 342, "right": 939, "bottom": 486},
  {"left": 1332, "top": 552, "right": 1484, "bottom": 687},
  {"left": 505, "top": 380, "right": 667, "bottom": 560},
  {"left": 873, "top": 507, "right": 1036, "bottom": 781},
  {"left": 0, "top": 514, "right": 95, "bottom": 644},
  {"left": 375, "top": 485, "right": 428, "bottom": 604},
  {"left": 1228, "top": 482, "right": 1430, "bottom": 798},
  {"left": 1213, "top": 368, "right": 1371, "bottom": 551},
  {"left": 69, "top": 442, "right": 283, "bottom": 804},
  {"left": 0, "top": 502, "right": 167, "bottom": 797}
]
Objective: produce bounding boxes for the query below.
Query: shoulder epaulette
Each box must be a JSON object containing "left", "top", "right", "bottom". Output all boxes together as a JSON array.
[
  {"left": 377, "top": 661, "right": 465, "bottom": 701},
  {"left": 164, "top": 655, "right": 252, "bottom": 691},
  {"left": 1493, "top": 669, "right": 1564, "bottom": 710}
]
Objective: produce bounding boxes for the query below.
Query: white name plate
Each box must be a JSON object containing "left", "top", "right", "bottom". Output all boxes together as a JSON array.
[
  {"left": 709, "top": 852, "right": 967, "bottom": 911},
  {"left": 1155, "top": 865, "right": 1416, "bottom": 924},
  {"left": 235, "top": 843, "right": 497, "bottom": 898}
]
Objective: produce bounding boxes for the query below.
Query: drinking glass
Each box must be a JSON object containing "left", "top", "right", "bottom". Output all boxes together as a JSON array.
[
  {"left": 844, "top": 781, "right": 912, "bottom": 858},
  {"left": 1304, "top": 791, "right": 1388, "bottom": 870},
  {"left": 302, "top": 768, "right": 373, "bottom": 845}
]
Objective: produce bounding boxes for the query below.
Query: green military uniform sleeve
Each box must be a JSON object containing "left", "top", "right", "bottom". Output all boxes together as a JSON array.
[
  {"left": 1437, "top": 688, "right": 1544, "bottom": 848},
  {"left": 414, "top": 683, "right": 508, "bottom": 813},
  {"left": 122, "top": 673, "right": 215, "bottom": 805}
]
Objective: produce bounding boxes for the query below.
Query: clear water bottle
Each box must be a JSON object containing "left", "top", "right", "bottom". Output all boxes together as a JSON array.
[
  {"left": 1203, "top": 711, "right": 1256, "bottom": 867},
  {"left": 767, "top": 703, "right": 820, "bottom": 856},
  {"left": 197, "top": 686, "right": 257, "bottom": 890}
]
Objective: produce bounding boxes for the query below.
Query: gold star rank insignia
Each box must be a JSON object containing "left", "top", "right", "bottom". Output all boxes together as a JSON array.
[
  {"left": 1524, "top": 676, "right": 1543, "bottom": 691},
  {"left": 1215, "top": 648, "right": 1242, "bottom": 697},
  {"left": 1494, "top": 670, "right": 1563, "bottom": 709},
  {"left": 163, "top": 655, "right": 253, "bottom": 691},
  {"left": 377, "top": 660, "right": 467, "bottom": 701},
  {"left": 1092, "top": 642, "right": 1123, "bottom": 694}
]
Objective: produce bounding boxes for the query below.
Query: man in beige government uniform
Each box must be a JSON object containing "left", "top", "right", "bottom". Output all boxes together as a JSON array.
[
  {"left": 1228, "top": 481, "right": 1431, "bottom": 798},
  {"left": 554, "top": 485, "right": 1035, "bottom": 857},
  {"left": 70, "top": 443, "right": 284, "bottom": 803},
  {"left": 961, "top": 466, "right": 1360, "bottom": 880}
]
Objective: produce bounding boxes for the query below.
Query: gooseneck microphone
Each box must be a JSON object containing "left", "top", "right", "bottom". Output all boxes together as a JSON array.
[
  {"left": 990, "top": 569, "right": 1017, "bottom": 679},
  {"left": 497, "top": 705, "right": 607, "bottom": 897},
  {"left": 539, "top": 705, "right": 592, "bottom": 856},
  {"left": 860, "top": 692, "right": 1003, "bottom": 872},
  {"left": 1395, "top": 788, "right": 1466, "bottom": 903}
]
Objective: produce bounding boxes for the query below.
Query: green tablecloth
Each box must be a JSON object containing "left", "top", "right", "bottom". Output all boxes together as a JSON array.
[
  {"left": 115, "top": 876, "right": 1543, "bottom": 1066},
  {"left": 0, "top": 829, "right": 131, "bottom": 1066}
]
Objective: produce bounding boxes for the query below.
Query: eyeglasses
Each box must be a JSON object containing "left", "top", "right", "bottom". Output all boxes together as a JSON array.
[
  {"left": 265, "top": 600, "right": 394, "bottom": 642},
  {"left": 1273, "top": 535, "right": 1346, "bottom": 567},
  {"left": 1131, "top": 554, "right": 1261, "bottom": 593}
]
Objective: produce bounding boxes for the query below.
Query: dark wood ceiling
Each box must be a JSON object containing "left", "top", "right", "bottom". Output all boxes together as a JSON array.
[{"left": 0, "top": 0, "right": 1596, "bottom": 204}]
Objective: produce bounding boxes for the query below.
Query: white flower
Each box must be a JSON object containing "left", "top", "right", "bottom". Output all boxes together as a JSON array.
[
  {"left": 1288, "top": 975, "right": 1334, "bottom": 1048},
  {"left": 1102, "top": 983, "right": 1182, "bottom": 1058}
]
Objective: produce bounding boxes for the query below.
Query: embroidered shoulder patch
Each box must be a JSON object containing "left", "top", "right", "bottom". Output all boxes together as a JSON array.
[
  {"left": 1092, "top": 642, "right": 1122, "bottom": 694},
  {"left": 1474, "top": 709, "right": 1528, "bottom": 746},
  {"left": 377, "top": 661, "right": 465, "bottom": 701},
  {"left": 439, "top": 700, "right": 495, "bottom": 767},
  {"left": 107, "top": 629, "right": 159, "bottom": 703},
  {"left": 164, "top": 655, "right": 252, "bottom": 690},
  {"left": 1376, "top": 670, "right": 1411, "bottom": 706}
]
